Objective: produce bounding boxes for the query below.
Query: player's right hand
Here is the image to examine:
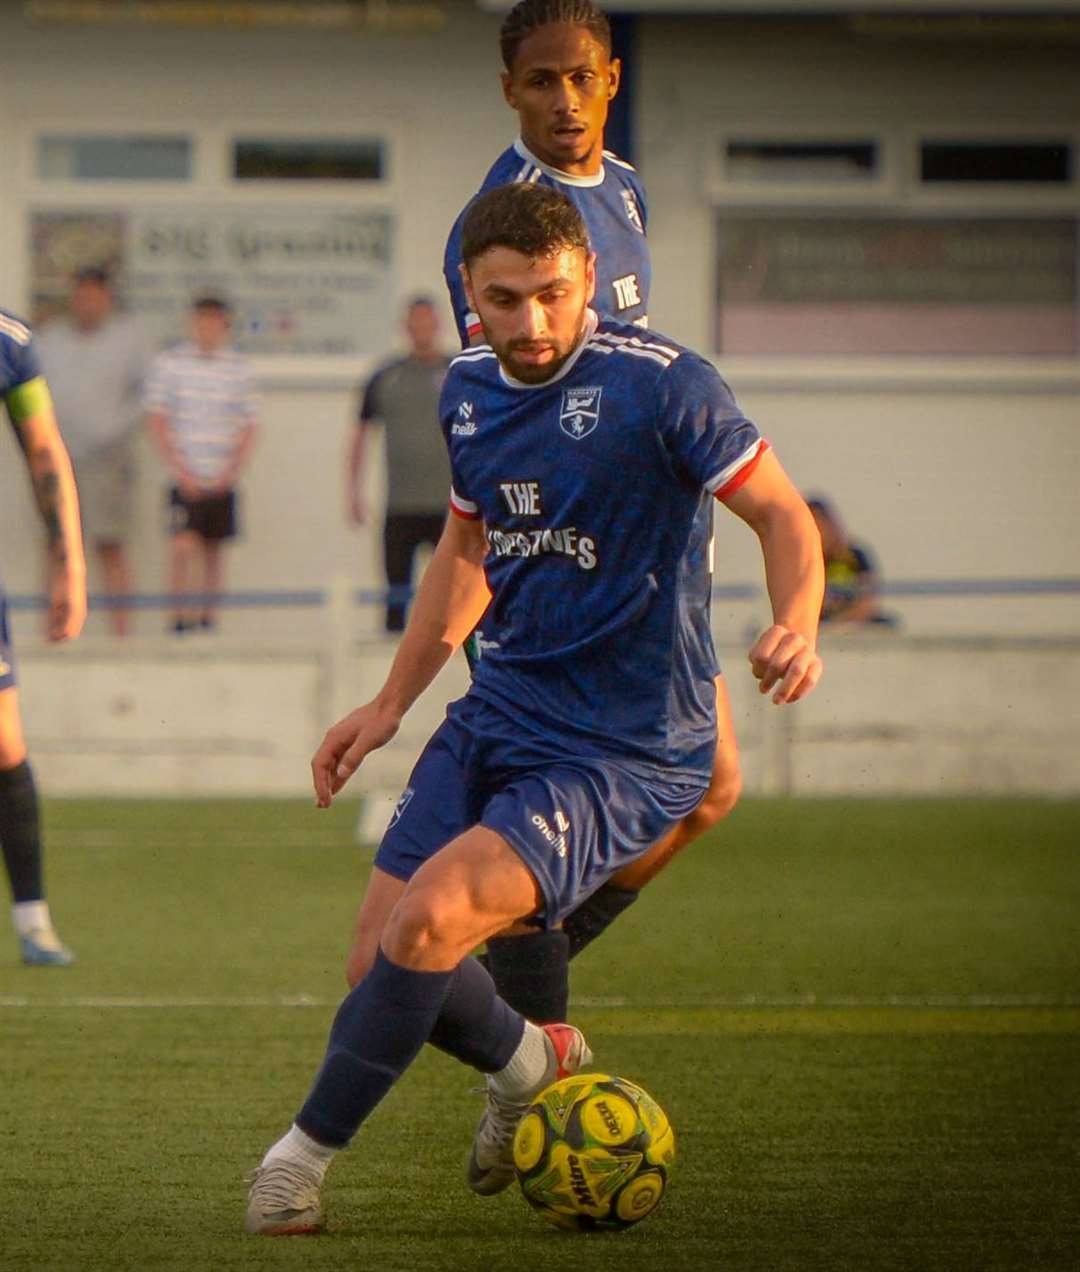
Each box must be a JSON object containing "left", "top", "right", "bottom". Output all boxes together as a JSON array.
[
  {"left": 749, "top": 624, "right": 823, "bottom": 704},
  {"left": 311, "top": 701, "right": 401, "bottom": 807}
]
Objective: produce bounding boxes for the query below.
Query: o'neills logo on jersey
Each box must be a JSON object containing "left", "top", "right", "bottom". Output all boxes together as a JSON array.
[
  {"left": 560, "top": 386, "right": 602, "bottom": 440},
  {"left": 451, "top": 401, "right": 477, "bottom": 436}
]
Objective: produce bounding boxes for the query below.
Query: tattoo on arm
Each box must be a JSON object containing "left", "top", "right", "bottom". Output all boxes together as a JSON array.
[
  {"left": 13, "top": 420, "right": 69, "bottom": 563},
  {"left": 33, "top": 451, "right": 67, "bottom": 564},
  {"left": 34, "top": 460, "right": 64, "bottom": 548}
]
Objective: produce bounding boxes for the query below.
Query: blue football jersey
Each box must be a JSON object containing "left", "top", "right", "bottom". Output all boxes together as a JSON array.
[
  {"left": 444, "top": 139, "right": 651, "bottom": 346},
  {"left": 441, "top": 311, "right": 769, "bottom": 780},
  {"left": 0, "top": 309, "right": 41, "bottom": 410},
  {"left": 1, "top": 309, "right": 42, "bottom": 598}
]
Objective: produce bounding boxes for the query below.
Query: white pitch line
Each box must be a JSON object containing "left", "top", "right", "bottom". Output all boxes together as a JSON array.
[{"left": 0, "top": 993, "right": 1077, "bottom": 1010}]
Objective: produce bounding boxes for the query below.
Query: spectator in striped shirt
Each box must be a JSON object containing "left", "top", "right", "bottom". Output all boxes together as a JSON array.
[{"left": 145, "top": 296, "right": 257, "bottom": 634}]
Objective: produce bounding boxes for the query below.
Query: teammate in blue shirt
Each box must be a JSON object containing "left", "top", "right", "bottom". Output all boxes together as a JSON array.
[
  {"left": 444, "top": 0, "right": 649, "bottom": 344},
  {"left": 245, "top": 183, "right": 823, "bottom": 1235},
  {"left": 0, "top": 309, "right": 86, "bottom": 964},
  {"left": 443, "top": 0, "right": 744, "bottom": 1030}
]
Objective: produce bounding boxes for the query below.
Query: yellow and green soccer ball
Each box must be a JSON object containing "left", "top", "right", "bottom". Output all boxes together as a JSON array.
[{"left": 512, "top": 1073, "right": 675, "bottom": 1232}]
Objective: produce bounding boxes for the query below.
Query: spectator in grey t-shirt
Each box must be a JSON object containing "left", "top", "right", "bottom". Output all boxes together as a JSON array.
[
  {"left": 37, "top": 268, "right": 148, "bottom": 637},
  {"left": 347, "top": 297, "right": 450, "bottom": 633}
]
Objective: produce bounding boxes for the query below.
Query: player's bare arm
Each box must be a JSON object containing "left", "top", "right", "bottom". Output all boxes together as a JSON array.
[
  {"left": 346, "top": 420, "right": 370, "bottom": 523},
  {"left": 312, "top": 512, "right": 491, "bottom": 806},
  {"left": 722, "top": 450, "right": 824, "bottom": 705},
  {"left": 9, "top": 388, "right": 87, "bottom": 642}
]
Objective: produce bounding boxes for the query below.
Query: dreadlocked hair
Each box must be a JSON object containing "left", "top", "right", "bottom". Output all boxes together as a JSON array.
[{"left": 499, "top": 0, "right": 612, "bottom": 71}]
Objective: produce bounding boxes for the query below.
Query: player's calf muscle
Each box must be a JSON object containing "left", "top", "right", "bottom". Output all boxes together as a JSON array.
[
  {"left": 345, "top": 935, "right": 379, "bottom": 987},
  {"left": 0, "top": 691, "right": 28, "bottom": 768}
]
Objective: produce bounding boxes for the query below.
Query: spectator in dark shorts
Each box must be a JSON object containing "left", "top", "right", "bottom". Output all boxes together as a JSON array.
[
  {"left": 807, "top": 496, "right": 897, "bottom": 627},
  {"left": 145, "top": 297, "right": 257, "bottom": 633},
  {"left": 347, "top": 297, "right": 450, "bottom": 632},
  {"left": 37, "top": 267, "right": 148, "bottom": 637}
]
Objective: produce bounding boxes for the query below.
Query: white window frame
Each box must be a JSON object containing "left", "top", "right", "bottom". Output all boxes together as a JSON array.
[
  {"left": 905, "top": 123, "right": 1080, "bottom": 214},
  {"left": 12, "top": 115, "right": 404, "bottom": 384},
  {"left": 707, "top": 120, "right": 1080, "bottom": 387},
  {"left": 33, "top": 130, "right": 197, "bottom": 185},
  {"left": 706, "top": 123, "right": 901, "bottom": 207}
]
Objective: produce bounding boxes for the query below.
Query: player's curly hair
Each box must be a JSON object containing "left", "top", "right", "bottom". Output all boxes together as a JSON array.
[
  {"left": 500, "top": 0, "right": 612, "bottom": 71},
  {"left": 460, "top": 183, "right": 590, "bottom": 267}
]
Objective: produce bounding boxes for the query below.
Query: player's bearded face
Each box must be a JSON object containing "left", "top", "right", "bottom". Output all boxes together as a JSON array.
[
  {"left": 502, "top": 24, "right": 620, "bottom": 177},
  {"left": 466, "top": 246, "right": 596, "bottom": 385}
]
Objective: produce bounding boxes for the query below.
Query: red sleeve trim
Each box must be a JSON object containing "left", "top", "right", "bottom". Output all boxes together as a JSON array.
[{"left": 714, "top": 439, "right": 770, "bottom": 502}]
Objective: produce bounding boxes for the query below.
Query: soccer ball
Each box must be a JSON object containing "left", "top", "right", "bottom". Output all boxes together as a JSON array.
[{"left": 512, "top": 1073, "right": 675, "bottom": 1231}]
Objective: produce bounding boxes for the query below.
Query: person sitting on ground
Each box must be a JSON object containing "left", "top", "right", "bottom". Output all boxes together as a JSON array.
[{"left": 807, "top": 496, "right": 896, "bottom": 627}]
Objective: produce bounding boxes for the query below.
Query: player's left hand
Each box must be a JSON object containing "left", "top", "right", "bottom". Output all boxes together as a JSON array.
[{"left": 749, "top": 625, "right": 823, "bottom": 704}]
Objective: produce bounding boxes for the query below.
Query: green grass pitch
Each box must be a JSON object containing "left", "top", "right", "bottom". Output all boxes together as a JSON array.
[{"left": 1, "top": 797, "right": 1077, "bottom": 1271}]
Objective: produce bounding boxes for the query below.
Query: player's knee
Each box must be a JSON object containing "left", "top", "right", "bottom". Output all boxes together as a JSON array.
[
  {"left": 381, "top": 889, "right": 462, "bottom": 966},
  {"left": 696, "top": 765, "right": 742, "bottom": 828}
]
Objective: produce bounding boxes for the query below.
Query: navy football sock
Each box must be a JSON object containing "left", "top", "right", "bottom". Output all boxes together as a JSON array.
[
  {"left": 0, "top": 761, "right": 44, "bottom": 904},
  {"left": 562, "top": 883, "right": 640, "bottom": 960},
  {"left": 297, "top": 949, "right": 453, "bottom": 1148},
  {"left": 485, "top": 930, "right": 570, "bottom": 1025},
  {"left": 428, "top": 955, "right": 525, "bottom": 1071},
  {"left": 297, "top": 951, "right": 528, "bottom": 1149}
]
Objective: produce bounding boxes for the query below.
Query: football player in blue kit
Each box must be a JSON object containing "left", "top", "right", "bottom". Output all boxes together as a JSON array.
[
  {"left": 443, "top": 0, "right": 745, "bottom": 1030},
  {"left": 444, "top": 0, "right": 649, "bottom": 344},
  {"left": 244, "top": 183, "right": 823, "bottom": 1235},
  {"left": 0, "top": 309, "right": 86, "bottom": 964}
]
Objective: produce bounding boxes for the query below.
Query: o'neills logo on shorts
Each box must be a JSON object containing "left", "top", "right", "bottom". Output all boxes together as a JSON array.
[{"left": 531, "top": 810, "right": 570, "bottom": 858}]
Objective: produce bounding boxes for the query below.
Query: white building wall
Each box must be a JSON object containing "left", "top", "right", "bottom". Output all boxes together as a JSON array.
[
  {"left": 0, "top": 8, "right": 1076, "bottom": 648},
  {"left": 0, "top": 3, "right": 512, "bottom": 636},
  {"left": 17, "top": 635, "right": 1080, "bottom": 799},
  {"left": 637, "top": 15, "right": 1080, "bottom": 639}
]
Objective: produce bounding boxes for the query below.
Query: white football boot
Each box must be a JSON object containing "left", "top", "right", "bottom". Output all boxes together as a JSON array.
[
  {"left": 466, "top": 1021, "right": 593, "bottom": 1196},
  {"left": 19, "top": 926, "right": 75, "bottom": 967},
  {"left": 244, "top": 1159, "right": 325, "bottom": 1235}
]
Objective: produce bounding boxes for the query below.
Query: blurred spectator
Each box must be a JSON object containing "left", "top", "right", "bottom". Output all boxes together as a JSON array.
[
  {"left": 347, "top": 297, "right": 451, "bottom": 632},
  {"left": 37, "top": 268, "right": 148, "bottom": 637},
  {"left": 145, "top": 296, "right": 257, "bottom": 634},
  {"left": 807, "top": 496, "right": 897, "bottom": 627}
]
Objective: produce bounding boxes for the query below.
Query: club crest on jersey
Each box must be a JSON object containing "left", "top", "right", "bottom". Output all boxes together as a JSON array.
[
  {"left": 559, "top": 386, "right": 602, "bottom": 440},
  {"left": 621, "top": 188, "right": 644, "bottom": 234}
]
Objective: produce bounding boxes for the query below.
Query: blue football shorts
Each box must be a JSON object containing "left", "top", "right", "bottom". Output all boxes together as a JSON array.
[
  {"left": 0, "top": 590, "right": 16, "bottom": 693},
  {"left": 374, "top": 697, "right": 705, "bottom": 927}
]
